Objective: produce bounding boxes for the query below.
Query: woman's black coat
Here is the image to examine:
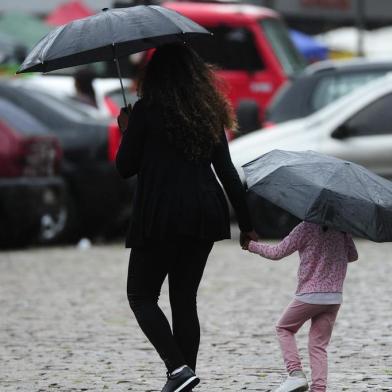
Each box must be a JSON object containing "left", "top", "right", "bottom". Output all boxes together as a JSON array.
[{"left": 116, "top": 100, "right": 252, "bottom": 248}]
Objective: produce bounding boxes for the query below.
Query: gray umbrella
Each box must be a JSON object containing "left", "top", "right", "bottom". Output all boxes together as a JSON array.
[
  {"left": 16, "top": 6, "right": 210, "bottom": 106},
  {"left": 243, "top": 149, "right": 392, "bottom": 242}
]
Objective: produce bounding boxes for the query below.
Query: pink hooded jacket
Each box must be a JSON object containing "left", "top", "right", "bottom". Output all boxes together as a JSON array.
[{"left": 248, "top": 222, "right": 358, "bottom": 294}]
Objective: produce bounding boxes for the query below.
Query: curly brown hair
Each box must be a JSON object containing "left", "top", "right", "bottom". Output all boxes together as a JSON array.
[{"left": 138, "top": 43, "right": 237, "bottom": 161}]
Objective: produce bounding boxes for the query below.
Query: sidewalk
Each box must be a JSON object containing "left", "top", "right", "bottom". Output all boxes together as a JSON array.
[{"left": 1, "top": 238, "right": 391, "bottom": 391}]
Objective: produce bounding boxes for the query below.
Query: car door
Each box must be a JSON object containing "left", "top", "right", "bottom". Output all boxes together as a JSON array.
[
  {"left": 321, "top": 92, "right": 392, "bottom": 179},
  {"left": 191, "top": 24, "right": 272, "bottom": 101}
]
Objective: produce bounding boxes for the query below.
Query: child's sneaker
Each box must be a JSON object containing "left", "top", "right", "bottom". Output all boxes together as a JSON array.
[{"left": 274, "top": 370, "right": 308, "bottom": 392}]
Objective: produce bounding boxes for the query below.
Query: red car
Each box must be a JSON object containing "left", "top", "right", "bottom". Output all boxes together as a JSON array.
[
  {"left": 164, "top": 2, "right": 306, "bottom": 136},
  {"left": 0, "top": 98, "right": 65, "bottom": 247}
]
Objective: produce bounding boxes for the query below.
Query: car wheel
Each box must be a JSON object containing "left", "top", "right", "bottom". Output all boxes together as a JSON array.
[
  {"left": 38, "top": 206, "right": 68, "bottom": 243},
  {"left": 36, "top": 187, "right": 79, "bottom": 244}
]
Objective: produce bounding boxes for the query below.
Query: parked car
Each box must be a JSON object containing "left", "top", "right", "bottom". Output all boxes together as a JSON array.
[
  {"left": 0, "top": 80, "right": 132, "bottom": 241},
  {"left": 229, "top": 74, "right": 392, "bottom": 237},
  {"left": 20, "top": 75, "right": 135, "bottom": 117},
  {"left": 0, "top": 98, "right": 65, "bottom": 247},
  {"left": 265, "top": 59, "right": 392, "bottom": 127},
  {"left": 163, "top": 2, "right": 306, "bottom": 134}
]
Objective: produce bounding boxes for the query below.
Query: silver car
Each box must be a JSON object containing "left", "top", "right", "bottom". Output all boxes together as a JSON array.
[{"left": 229, "top": 73, "right": 392, "bottom": 236}]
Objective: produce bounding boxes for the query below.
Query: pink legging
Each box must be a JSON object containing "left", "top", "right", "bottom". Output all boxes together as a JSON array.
[{"left": 276, "top": 299, "right": 340, "bottom": 392}]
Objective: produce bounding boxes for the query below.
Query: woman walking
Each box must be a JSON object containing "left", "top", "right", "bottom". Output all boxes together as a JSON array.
[{"left": 116, "top": 43, "right": 256, "bottom": 392}]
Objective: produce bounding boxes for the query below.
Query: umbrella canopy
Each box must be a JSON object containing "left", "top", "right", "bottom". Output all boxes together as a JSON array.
[
  {"left": 46, "top": 0, "right": 94, "bottom": 26},
  {"left": 243, "top": 150, "right": 392, "bottom": 242},
  {"left": 289, "top": 29, "right": 328, "bottom": 63},
  {"left": 0, "top": 11, "right": 51, "bottom": 49},
  {"left": 17, "top": 6, "right": 210, "bottom": 74}
]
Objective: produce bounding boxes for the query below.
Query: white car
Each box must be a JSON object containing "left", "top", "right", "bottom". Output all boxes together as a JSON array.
[
  {"left": 229, "top": 73, "right": 392, "bottom": 236},
  {"left": 20, "top": 75, "right": 135, "bottom": 117}
]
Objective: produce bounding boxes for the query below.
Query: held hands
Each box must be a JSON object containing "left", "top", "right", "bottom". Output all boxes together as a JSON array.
[
  {"left": 240, "top": 230, "right": 258, "bottom": 250},
  {"left": 117, "top": 104, "right": 133, "bottom": 133}
]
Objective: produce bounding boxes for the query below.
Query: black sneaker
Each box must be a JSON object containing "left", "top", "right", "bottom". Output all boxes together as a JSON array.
[{"left": 161, "top": 366, "right": 200, "bottom": 392}]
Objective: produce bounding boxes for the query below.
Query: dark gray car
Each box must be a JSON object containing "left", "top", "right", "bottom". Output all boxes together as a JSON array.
[
  {"left": 265, "top": 59, "right": 392, "bottom": 126},
  {"left": 0, "top": 98, "right": 66, "bottom": 247},
  {"left": 0, "top": 81, "right": 132, "bottom": 241}
]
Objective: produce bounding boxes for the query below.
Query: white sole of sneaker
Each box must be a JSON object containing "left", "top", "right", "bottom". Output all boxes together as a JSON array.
[{"left": 174, "top": 376, "right": 200, "bottom": 392}]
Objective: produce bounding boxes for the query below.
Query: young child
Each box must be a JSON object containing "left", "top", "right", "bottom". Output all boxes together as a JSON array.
[{"left": 243, "top": 221, "right": 358, "bottom": 392}]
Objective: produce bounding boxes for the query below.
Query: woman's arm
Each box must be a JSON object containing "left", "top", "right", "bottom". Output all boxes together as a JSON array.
[
  {"left": 115, "top": 101, "right": 145, "bottom": 179},
  {"left": 211, "top": 130, "right": 252, "bottom": 233},
  {"left": 247, "top": 222, "right": 306, "bottom": 260},
  {"left": 345, "top": 233, "right": 358, "bottom": 262}
]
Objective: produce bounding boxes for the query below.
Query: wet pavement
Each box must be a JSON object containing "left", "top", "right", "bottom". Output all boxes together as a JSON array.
[{"left": 1, "top": 233, "right": 392, "bottom": 391}]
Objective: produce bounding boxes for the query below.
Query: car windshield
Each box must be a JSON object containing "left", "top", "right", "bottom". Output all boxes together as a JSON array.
[
  {"left": 190, "top": 25, "right": 264, "bottom": 71},
  {"left": 0, "top": 98, "right": 49, "bottom": 135},
  {"left": 22, "top": 87, "right": 99, "bottom": 122},
  {"left": 259, "top": 18, "right": 305, "bottom": 76},
  {"left": 312, "top": 71, "right": 388, "bottom": 111}
]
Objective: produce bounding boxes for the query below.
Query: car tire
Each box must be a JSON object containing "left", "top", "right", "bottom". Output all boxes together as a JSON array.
[{"left": 36, "top": 187, "right": 79, "bottom": 244}]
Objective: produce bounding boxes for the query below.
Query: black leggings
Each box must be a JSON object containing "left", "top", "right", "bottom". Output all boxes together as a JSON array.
[{"left": 127, "top": 238, "right": 214, "bottom": 372}]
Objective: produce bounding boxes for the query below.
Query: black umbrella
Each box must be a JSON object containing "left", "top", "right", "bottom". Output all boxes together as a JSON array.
[
  {"left": 16, "top": 6, "right": 211, "bottom": 107},
  {"left": 243, "top": 149, "right": 392, "bottom": 242}
]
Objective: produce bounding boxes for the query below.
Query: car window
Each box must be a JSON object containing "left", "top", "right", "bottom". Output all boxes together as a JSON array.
[
  {"left": 265, "top": 80, "right": 298, "bottom": 122},
  {"left": 344, "top": 93, "right": 392, "bottom": 136},
  {"left": 19, "top": 88, "right": 103, "bottom": 128},
  {"left": 29, "top": 91, "right": 95, "bottom": 120},
  {"left": 190, "top": 25, "right": 264, "bottom": 71},
  {"left": 312, "top": 72, "right": 387, "bottom": 111},
  {"left": 0, "top": 84, "right": 104, "bottom": 132},
  {"left": 259, "top": 18, "right": 305, "bottom": 76},
  {"left": 0, "top": 98, "right": 49, "bottom": 135}
]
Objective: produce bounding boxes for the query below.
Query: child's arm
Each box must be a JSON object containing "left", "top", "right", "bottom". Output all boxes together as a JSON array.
[
  {"left": 247, "top": 222, "right": 307, "bottom": 260},
  {"left": 345, "top": 233, "right": 358, "bottom": 262}
]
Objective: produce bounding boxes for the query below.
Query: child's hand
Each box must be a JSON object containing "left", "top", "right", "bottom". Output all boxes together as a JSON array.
[{"left": 240, "top": 230, "right": 258, "bottom": 247}]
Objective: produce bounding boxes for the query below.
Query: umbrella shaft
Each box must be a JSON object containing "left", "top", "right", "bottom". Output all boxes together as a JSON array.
[{"left": 114, "top": 55, "right": 129, "bottom": 112}]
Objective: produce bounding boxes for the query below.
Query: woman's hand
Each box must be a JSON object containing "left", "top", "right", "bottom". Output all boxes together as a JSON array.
[
  {"left": 246, "top": 230, "right": 259, "bottom": 241},
  {"left": 117, "top": 104, "right": 133, "bottom": 133},
  {"left": 241, "top": 238, "right": 250, "bottom": 250},
  {"left": 240, "top": 230, "right": 258, "bottom": 250}
]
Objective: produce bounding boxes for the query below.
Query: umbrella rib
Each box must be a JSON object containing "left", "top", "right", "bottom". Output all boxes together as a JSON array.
[
  {"left": 40, "top": 25, "right": 66, "bottom": 66},
  {"left": 102, "top": 8, "right": 116, "bottom": 48},
  {"left": 349, "top": 163, "right": 375, "bottom": 204},
  {"left": 322, "top": 162, "right": 374, "bottom": 205},
  {"left": 148, "top": 6, "right": 184, "bottom": 36}
]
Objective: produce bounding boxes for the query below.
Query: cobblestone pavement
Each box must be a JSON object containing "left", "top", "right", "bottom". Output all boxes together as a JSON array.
[{"left": 1, "top": 234, "right": 392, "bottom": 392}]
